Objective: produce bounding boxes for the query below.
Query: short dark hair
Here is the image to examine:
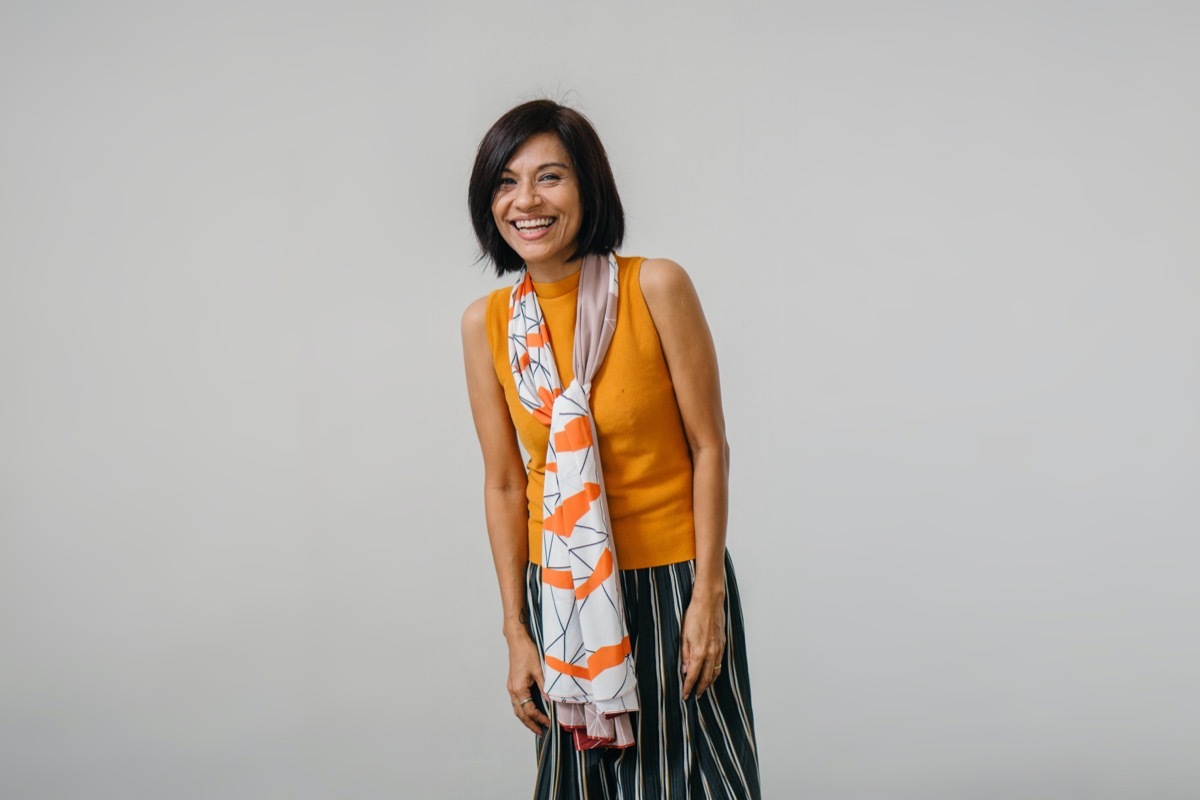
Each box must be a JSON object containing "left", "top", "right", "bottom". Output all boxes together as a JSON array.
[{"left": 468, "top": 100, "right": 625, "bottom": 276}]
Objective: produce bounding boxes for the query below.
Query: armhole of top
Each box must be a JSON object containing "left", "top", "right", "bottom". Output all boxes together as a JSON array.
[
  {"left": 484, "top": 288, "right": 503, "bottom": 352},
  {"left": 628, "top": 256, "right": 666, "bottom": 350},
  {"left": 483, "top": 288, "right": 510, "bottom": 379}
]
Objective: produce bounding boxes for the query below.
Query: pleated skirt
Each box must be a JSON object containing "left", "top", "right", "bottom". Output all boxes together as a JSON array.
[{"left": 525, "top": 550, "right": 761, "bottom": 800}]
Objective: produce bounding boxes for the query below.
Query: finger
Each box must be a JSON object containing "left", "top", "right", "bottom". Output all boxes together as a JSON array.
[
  {"left": 697, "top": 658, "right": 719, "bottom": 697},
  {"left": 524, "top": 673, "right": 551, "bottom": 726},
  {"left": 512, "top": 698, "right": 546, "bottom": 735},
  {"left": 528, "top": 705, "right": 551, "bottom": 728},
  {"left": 524, "top": 691, "right": 551, "bottom": 727},
  {"left": 681, "top": 655, "right": 699, "bottom": 698},
  {"left": 515, "top": 709, "right": 542, "bottom": 735},
  {"left": 702, "top": 646, "right": 726, "bottom": 696}
]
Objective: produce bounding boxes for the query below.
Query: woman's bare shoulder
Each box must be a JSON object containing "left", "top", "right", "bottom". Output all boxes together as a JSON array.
[
  {"left": 638, "top": 257, "right": 699, "bottom": 311},
  {"left": 461, "top": 294, "right": 491, "bottom": 336}
]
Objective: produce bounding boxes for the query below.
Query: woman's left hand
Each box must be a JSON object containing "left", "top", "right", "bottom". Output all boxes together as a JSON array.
[{"left": 681, "top": 589, "right": 727, "bottom": 699}]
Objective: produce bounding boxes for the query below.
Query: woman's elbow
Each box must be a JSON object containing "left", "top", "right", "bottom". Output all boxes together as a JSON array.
[
  {"left": 484, "top": 463, "right": 528, "bottom": 496},
  {"left": 690, "top": 437, "right": 730, "bottom": 471}
]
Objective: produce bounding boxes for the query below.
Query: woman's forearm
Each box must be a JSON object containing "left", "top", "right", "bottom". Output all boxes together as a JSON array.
[
  {"left": 484, "top": 483, "right": 535, "bottom": 640},
  {"left": 690, "top": 440, "right": 730, "bottom": 599}
]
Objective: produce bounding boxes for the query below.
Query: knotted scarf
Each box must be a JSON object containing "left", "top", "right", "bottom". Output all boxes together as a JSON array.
[{"left": 507, "top": 252, "right": 638, "bottom": 750}]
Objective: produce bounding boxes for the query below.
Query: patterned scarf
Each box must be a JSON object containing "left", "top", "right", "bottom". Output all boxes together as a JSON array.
[{"left": 507, "top": 252, "right": 638, "bottom": 750}]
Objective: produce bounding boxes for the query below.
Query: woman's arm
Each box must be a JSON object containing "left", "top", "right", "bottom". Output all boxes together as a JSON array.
[
  {"left": 461, "top": 296, "right": 550, "bottom": 734},
  {"left": 639, "top": 259, "right": 731, "bottom": 700}
]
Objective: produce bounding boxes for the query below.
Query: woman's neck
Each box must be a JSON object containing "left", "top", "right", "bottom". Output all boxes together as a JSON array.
[{"left": 526, "top": 256, "right": 583, "bottom": 284}]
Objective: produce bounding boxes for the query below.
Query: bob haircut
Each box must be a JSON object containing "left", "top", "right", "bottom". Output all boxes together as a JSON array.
[{"left": 468, "top": 100, "right": 625, "bottom": 276}]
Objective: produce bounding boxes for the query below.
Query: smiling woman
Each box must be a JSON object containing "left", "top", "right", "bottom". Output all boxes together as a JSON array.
[{"left": 461, "top": 100, "right": 761, "bottom": 799}]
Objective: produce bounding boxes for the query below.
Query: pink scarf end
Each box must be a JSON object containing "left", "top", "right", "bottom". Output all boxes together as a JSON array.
[{"left": 553, "top": 701, "right": 636, "bottom": 751}]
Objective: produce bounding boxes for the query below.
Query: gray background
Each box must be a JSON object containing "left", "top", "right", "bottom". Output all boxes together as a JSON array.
[{"left": 2, "top": 1, "right": 1197, "bottom": 798}]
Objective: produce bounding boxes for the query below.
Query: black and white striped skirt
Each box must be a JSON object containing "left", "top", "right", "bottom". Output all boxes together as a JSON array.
[{"left": 524, "top": 550, "right": 761, "bottom": 800}]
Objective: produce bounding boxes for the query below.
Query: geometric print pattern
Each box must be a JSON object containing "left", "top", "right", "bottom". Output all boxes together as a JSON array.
[{"left": 508, "top": 252, "right": 639, "bottom": 750}]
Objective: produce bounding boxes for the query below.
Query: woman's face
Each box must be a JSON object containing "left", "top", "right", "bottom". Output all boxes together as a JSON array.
[{"left": 491, "top": 132, "right": 583, "bottom": 274}]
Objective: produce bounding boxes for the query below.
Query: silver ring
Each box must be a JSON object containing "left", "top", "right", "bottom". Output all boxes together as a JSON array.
[{"left": 518, "top": 697, "right": 534, "bottom": 706}]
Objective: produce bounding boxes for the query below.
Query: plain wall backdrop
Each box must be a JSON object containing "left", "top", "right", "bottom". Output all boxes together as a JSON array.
[{"left": 2, "top": 1, "right": 1198, "bottom": 798}]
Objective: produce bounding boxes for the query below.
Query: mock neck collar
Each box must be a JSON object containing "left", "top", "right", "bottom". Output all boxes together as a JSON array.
[{"left": 531, "top": 267, "right": 581, "bottom": 299}]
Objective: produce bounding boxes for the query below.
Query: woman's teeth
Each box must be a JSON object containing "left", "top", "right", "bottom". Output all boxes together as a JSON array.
[{"left": 515, "top": 218, "right": 554, "bottom": 230}]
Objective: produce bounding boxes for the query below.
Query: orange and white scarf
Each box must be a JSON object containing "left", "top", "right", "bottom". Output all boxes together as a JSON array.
[{"left": 508, "top": 252, "right": 638, "bottom": 750}]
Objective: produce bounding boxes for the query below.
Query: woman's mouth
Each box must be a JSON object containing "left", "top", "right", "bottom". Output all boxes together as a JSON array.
[{"left": 512, "top": 217, "right": 556, "bottom": 240}]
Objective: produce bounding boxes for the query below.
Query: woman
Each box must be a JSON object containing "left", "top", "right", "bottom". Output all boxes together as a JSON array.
[{"left": 461, "top": 99, "right": 760, "bottom": 799}]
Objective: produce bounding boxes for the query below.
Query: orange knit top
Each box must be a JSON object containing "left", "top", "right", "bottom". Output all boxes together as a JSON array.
[{"left": 485, "top": 255, "right": 697, "bottom": 570}]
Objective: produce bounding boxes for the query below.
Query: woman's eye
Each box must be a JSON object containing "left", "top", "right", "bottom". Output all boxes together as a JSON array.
[
  {"left": 539, "top": 173, "right": 561, "bottom": 182},
  {"left": 497, "top": 177, "right": 516, "bottom": 186}
]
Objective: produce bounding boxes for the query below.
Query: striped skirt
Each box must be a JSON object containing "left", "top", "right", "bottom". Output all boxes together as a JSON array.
[{"left": 525, "top": 550, "right": 761, "bottom": 800}]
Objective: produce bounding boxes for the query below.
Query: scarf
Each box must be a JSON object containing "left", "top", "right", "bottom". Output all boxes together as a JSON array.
[{"left": 507, "top": 252, "right": 638, "bottom": 750}]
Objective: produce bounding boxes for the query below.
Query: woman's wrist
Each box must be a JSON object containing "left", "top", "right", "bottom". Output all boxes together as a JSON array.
[
  {"left": 693, "top": 551, "right": 726, "bottom": 599},
  {"left": 691, "top": 577, "right": 726, "bottom": 604},
  {"left": 502, "top": 610, "right": 533, "bottom": 642}
]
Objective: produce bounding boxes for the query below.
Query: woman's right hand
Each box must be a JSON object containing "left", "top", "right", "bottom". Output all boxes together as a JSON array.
[{"left": 507, "top": 632, "right": 551, "bottom": 735}]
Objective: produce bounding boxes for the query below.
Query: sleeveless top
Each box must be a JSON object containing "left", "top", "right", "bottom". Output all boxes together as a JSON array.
[{"left": 485, "top": 255, "right": 697, "bottom": 570}]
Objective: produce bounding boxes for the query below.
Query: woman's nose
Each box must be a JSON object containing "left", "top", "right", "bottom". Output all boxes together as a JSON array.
[{"left": 514, "top": 180, "right": 540, "bottom": 210}]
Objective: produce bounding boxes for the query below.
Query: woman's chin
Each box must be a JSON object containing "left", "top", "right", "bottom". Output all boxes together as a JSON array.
[{"left": 510, "top": 241, "right": 572, "bottom": 269}]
